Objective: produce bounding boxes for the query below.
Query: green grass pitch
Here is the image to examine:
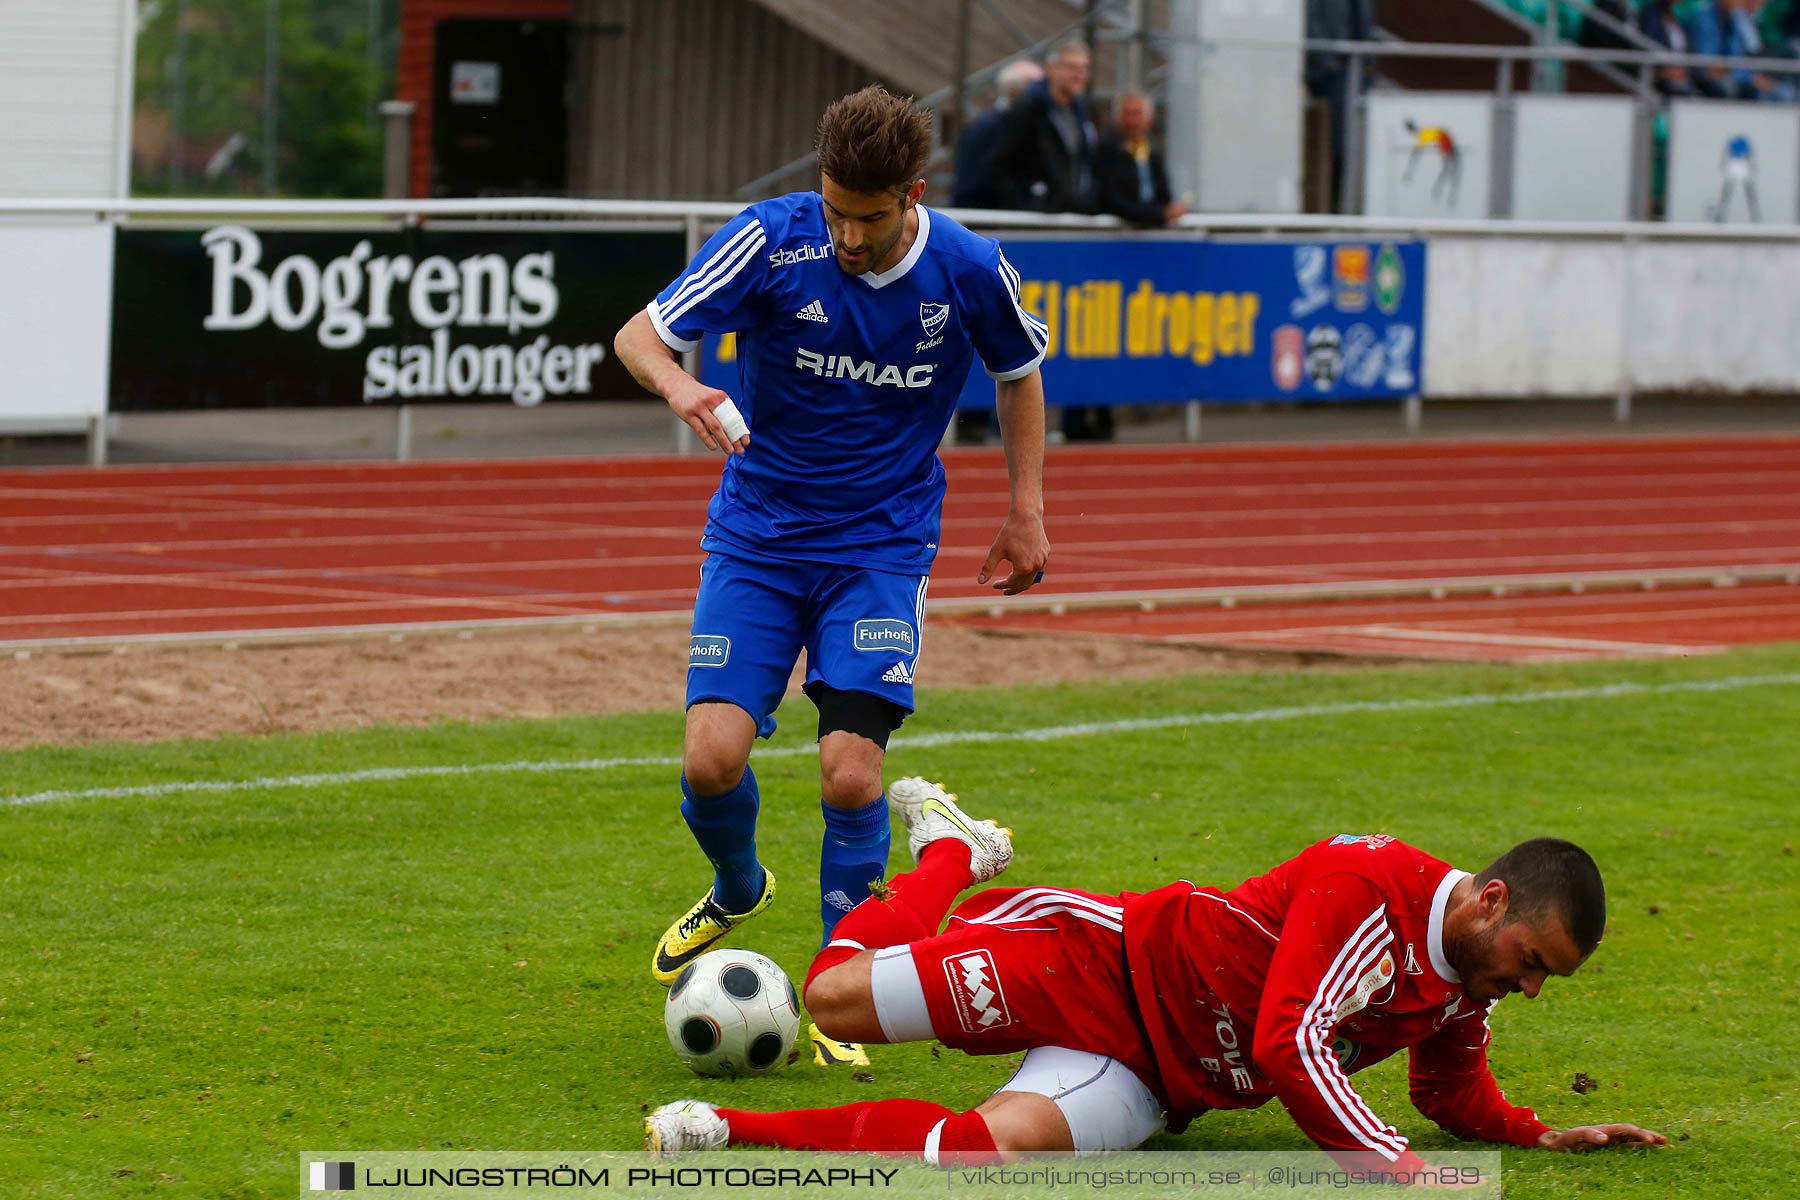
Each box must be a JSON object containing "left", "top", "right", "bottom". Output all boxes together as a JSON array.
[{"left": 2, "top": 646, "right": 1797, "bottom": 1198}]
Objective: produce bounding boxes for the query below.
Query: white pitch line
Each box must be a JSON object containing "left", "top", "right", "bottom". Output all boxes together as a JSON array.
[{"left": 6, "top": 672, "right": 1797, "bottom": 809}]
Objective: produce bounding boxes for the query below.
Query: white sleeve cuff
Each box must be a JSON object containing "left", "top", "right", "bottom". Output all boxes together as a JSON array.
[
  {"left": 647, "top": 299, "right": 700, "bottom": 353},
  {"left": 986, "top": 347, "right": 1047, "bottom": 382}
]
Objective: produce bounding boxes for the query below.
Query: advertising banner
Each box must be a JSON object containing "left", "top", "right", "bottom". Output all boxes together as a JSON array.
[
  {"left": 110, "top": 225, "right": 684, "bottom": 411},
  {"left": 701, "top": 237, "right": 1426, "bottom": 409}
]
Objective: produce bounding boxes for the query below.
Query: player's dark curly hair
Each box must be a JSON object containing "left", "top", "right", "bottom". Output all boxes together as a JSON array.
[
  {"left": 1475, "top": 837, "right": 1607, "bottom": 955},
  {"left": 817, "top": 85, "right": 933, "bottom": 197}
]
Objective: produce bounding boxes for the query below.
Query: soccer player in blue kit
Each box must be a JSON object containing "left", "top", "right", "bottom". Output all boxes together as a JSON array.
[{"left": 613, "top": 86, "right": 1051, "bottom": 1065}]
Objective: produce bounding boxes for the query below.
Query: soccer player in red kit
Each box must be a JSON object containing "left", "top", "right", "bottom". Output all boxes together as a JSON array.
[{"left": 647, "top": 779, "right": 1666, "bottom": 1169}]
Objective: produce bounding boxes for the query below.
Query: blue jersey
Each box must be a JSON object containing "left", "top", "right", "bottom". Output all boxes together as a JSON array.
[{"left": 648, "top": 191, "right": 1047, "bottom": 572}]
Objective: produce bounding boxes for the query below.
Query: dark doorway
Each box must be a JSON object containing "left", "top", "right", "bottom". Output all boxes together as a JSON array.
[{"left": 431, "top": 18, "right": 567, "bottom": 197}]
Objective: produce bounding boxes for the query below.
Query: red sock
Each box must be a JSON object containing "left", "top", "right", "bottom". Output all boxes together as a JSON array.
[
  {"left": 802, "top": 841, "right": 972, "bottom": 993},
  {"left": 718, "top": 1098, "right": 953, "bottom": 1154},
  {"left": 836, "top": 840, "right": 973, "bottom": 948},
  {"left": 937, "top": 1109, "right": 1002, "bottom": 1166},
  {"left": 806, "top": 841, "right": 974, "bottom": 991}
]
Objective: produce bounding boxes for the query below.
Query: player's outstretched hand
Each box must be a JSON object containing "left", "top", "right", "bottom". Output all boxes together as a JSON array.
[
  {"left": 979, "top": 510, "right": 1049, "bottom": 595},
  {"left": 666, "top": 379, "right": 750, "bottom": 455},
  {"left": 1536, "top": 1124, "right": 1668, "bottom": 1152}
]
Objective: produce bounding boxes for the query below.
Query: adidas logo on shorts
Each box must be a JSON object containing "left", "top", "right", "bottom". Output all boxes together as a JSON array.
[
  {"left": 881, "top": 661, "right": 913, "bottom": 684},
  {"left": 796, "top": 299, "right": 829, "bottom": 323}
]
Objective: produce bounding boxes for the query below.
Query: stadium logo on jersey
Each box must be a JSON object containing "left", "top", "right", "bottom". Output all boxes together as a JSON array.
[
  {"left": 796, "top": 299, "right": 829, "bottom": 323},
  {"left": 919, "top": 302, "right": 950, "bottom": 338},
  {"left": 944, "top": 950, "right": 1012, "bottom": 1033},
  {"left": 795, "top": 348, "right": 936, "bottom": 389},
  {"left": 881, "top": 661, "right": 913, "bottom": 684},
  {"left": 853, "top": 619, "right": 915, "bottom": 653},
  {"left": 769, "top": 243, "right": 833, "bottom": 268},
  {"left": 689, "top": 635, "right": 731, "bottom": 667}
]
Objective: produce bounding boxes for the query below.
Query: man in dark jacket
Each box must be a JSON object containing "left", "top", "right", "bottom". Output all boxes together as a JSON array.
[
  {"left": 1095, "top": 90, "right": 1189, "bottom": 229},
  {"left": 952, "top": 60, "right": 1045, "bottom": 209},
  {"left": 987, "top": 39, "right": 1099, "bottom": 214}
]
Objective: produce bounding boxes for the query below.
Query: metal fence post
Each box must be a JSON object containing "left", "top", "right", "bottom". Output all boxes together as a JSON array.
[{"left": 1344, "top": 51, "right": 1365, "bottom": 215}]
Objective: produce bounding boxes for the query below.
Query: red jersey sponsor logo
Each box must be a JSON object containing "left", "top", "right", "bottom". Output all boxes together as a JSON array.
[{"left": 944, "top": 949, "right": 1012, "bottom": 1034}]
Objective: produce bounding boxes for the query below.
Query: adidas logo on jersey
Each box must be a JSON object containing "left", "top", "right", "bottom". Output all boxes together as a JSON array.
[
  {"left": 796, "top": 299, "right": 829, "bottom": 323},
  {"left": 881, "top": 661, "right": 913, "bottom": 684},
  {"left": 824, "top": 889, "right": 857, "bottom": 913}
]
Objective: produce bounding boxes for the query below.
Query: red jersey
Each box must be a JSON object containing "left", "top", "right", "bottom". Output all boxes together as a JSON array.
[{"left": 1123, "top": 835, "right": 1550, "bottom": 1166}]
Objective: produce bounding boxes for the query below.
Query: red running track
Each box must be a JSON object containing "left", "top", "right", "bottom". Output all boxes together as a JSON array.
[{"left": 4, "top": 435, "right": 1800, "bottom": 659}]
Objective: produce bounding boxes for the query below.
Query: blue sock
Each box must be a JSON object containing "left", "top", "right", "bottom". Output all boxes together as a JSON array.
[
  {"left": 819, "top": 793, "right": 892, "bottom": 944},
  {"left": 680, "top": 770, "right": 765, "bottom": 914}
]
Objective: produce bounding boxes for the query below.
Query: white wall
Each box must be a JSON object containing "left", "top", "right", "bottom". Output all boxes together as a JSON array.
[
  {"left": 0, "top": 223, "right": 114, "bottom": 427},
  {"left": 1510, "top": 96, "right": 1637, "bottom": 222},
  {"left": 1166, "top": 0, "right": 1304, "bottom": 214},
  {"left": 1424, "top": 235, "right": 1800, "bottom": 397},
  {"left": 0, "top": 0, "right": 135, "bottom": 198}
]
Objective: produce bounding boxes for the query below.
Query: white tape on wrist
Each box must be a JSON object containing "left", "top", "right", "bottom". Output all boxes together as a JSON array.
[{"left": 713, "top": 397, "right": 749, "bottom": 443}]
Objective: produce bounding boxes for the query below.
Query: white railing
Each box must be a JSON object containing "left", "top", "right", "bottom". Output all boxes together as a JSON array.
[
  {"left": 8, "top": 196, "right": 1800, "bottom": 240},
  {"left": 5, "top": 198, "right": 1800, "bottom": 464}
]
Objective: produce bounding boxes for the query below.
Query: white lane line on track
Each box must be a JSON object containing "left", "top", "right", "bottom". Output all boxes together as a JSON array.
[
  {"left": 7, "top": 672, "right": 1796, "bottom": 808},
  {"left": 1214, "top": 625, "right": 1716, "bottom": 656}
]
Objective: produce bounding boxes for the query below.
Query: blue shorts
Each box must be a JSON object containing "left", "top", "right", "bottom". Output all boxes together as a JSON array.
[{"left": 686, "top": 552, "right": 929, "bottom": 739}]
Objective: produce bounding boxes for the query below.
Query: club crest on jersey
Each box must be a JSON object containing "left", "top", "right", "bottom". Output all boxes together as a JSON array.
[
  {"left": 944, "top": 949, "right": 1012, "bottom": 1033},
  {"left": 919, "top": 301, "right": 950, "bottom": 338},
  {"left": 1329, "top": 833, "right": 1396, "bottom": 850}
]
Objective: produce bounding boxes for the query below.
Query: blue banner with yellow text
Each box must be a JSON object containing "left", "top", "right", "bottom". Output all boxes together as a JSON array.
[{"left": 701, "top": 237, "right": 1424, "bottom": 408}]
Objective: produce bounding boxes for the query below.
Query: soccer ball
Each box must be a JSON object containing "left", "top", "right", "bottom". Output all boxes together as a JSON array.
[{"left": 663, "top": 948, "right": 801, "bottom": 1077}]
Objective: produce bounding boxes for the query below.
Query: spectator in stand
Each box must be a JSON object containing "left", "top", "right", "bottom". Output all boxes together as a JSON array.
[
  {"left": 1638, "top": 0, "right": 1701, "bottom": 95},
  {"left": 989, "top": 37, "right": 1104, "bottom": 441},
  {"left": 952, "top": 60, "right": 1045, "bottom": 209},
  {"left": 949, "top": 59, "right": 1044, "bottom": 445},
  {"left": 1578, "top": 0, "right": 1636, "bottom": 53},
  {"left": 1073, "top": 91, "right": 1192, "bottom": 445},
  {"left": 1095, "top": 90, "right": 1189, "bottom": 229},
  {"left": 1305, "top": 0, "right": 1373, "bottom": 213},
  {"left": 988, "top": 38, "right": 1099, "bottom": 215},
  {"left": 1688, "top": 0, "right": 1795, "bottom": 101}
]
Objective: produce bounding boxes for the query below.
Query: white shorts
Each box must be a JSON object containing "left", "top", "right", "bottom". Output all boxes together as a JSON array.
[
  {"left": 995, "top": 1046, "right": 1167, "bottom": 1154},
  {"left": 870, "top": 945, "right": 1165, "bottom": 1155}
]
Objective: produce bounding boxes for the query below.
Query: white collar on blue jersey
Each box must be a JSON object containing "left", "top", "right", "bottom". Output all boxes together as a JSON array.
[
  {"left": 848, "top": 204, "right": 932, "bottom": 290},
  {"left": 1428, "top": 868, "right": 1471, "bottom": 983}
]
